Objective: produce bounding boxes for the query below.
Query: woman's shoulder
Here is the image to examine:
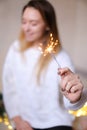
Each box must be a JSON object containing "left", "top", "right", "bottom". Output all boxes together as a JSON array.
[
  {"left": 56, "top": 48, "right": 71, "bottom": 61},
  {"left": 5, "top": 40, "right": 20, "bottom": 59},
  {"left": 58, "top": 48, "right": 70, "bottom": 57},
  {"left": 56, "top": 48, "right": 75, "bottom": 71},
  {"left": 9, "top": 40, "right": 20, "bottom": 50}
]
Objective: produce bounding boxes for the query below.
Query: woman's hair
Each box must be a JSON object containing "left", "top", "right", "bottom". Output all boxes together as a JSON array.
[{"left": 19, "top": 0, "right": 62, "bottom": 84}]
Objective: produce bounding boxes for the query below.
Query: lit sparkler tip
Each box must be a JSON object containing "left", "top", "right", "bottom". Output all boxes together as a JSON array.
[
  {"left": 38, "top": 33, "right": 59, "bottom": 56},
  {"left": 38, "top": 33, "right": 61, "bottom": 67}
]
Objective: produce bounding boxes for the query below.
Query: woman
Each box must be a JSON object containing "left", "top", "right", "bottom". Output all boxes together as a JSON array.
[{"left": 2, "top": 0, "right": 87, "bottom": 130}]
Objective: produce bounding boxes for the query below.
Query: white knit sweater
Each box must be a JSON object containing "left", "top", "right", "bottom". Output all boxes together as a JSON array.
[{"left": 2, "top": 40, "right": 87, "bottom": 128}]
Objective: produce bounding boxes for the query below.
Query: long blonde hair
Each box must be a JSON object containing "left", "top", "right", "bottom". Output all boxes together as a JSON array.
[{"left": 19, "top": 0, "right": 62, "bottom": 84}]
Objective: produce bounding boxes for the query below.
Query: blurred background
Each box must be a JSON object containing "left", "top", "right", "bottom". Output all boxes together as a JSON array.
[{"left": 0, "top": 0, "right": 87, "bottom": 129}]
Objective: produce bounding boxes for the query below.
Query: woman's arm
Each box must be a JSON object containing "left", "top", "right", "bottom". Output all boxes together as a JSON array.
[
  {"left": 2, "top": 44, "right": 19, "bottom": 119},
  {"left": 58, "top": 67, "right": 87, "bottom": 110}
]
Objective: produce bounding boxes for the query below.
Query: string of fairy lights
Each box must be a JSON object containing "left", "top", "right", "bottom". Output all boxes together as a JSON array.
[
  {"left": 0, "top": 103, "right": 87, "bottom": 130},
  {"left": 69, "top": 102, "right": 87, "bottom": 117},
  {"left": 0, "top": 113, "right": 13, "bottom": 130}
]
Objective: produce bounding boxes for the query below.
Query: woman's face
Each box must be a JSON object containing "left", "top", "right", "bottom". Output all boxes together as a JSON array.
[{"left": 21, "top": 7, "right": 48, "bottom": 45}]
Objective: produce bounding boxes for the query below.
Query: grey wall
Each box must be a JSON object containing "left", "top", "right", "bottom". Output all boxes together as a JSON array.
[{"left": 0, "top": 0, "right": 87, "bottom": 91}]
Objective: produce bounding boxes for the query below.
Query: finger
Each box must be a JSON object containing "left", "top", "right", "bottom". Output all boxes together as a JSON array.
[
  {"left": 66, "top": 78, "right": 83, "bottom": 92},
  {"left": 61, "top": 73, "right": 81, "bottom": 91},
  {"left": 60, "top": 89, "right": 68, "bottom": 96},
  {"left": 60, "top": 74, "right": 73, "bottom": 91},
  {"left": 58, "top": 67, "right": 73, "bottom": 76},
  {"left": 24, "top": 121, "right": 33, "bottom": 130},
  {"left": 65, "top": 78, "right": 78, "bottom": 92},
  {"left": 66, "top": 82, "right": 72, "bottom": 92},
  {"left": 70, "top": 83, "right": 83, "bottom": 93}
]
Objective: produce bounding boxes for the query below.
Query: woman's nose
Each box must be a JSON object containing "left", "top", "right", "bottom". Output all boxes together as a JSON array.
[{"left": 25, "top": 24, "right": 31, "bottom": 32}]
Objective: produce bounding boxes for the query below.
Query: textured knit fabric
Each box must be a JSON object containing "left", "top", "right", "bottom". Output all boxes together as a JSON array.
[{"left": 2, "top": 40, "right": 87, "bottom": 129}]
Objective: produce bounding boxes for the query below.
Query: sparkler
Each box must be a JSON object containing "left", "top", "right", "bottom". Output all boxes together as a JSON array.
[{"left": 38, "top": 33, "right": 61, "bottom": 68}]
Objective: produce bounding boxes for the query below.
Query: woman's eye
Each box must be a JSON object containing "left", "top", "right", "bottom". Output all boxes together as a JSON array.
[
  {"left": 22, "top": 21, "right": 27, "bottom": 24},
  {"left": 32, "top": 22, "right": 38, "bottom": 26}
]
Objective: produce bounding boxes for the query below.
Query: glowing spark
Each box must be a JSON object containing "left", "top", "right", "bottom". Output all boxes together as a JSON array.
[
  {"left": 38, "top": 33, "right": 61, "bottom": 68},
  {"left": 43, "top": 33, "right": 58, "bottom": 56}
]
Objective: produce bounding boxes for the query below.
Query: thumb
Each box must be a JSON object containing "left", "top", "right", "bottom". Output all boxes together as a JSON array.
[{"left": 58, "top": 67, "right": 72, "bottom": 77}]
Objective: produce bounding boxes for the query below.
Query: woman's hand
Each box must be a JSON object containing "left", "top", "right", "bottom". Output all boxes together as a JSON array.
[
  {"left": 58, "top": 67, "right": 84, "bottom": 103},
  {"left": 12, "top": 116, "right": 33, "bottom": 130}
]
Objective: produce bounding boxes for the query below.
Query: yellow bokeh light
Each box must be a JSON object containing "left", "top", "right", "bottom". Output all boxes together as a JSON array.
[
  {"left": 8, "top": 125, "right": 13, "bottom": 130},
  {"left": 69, "top": 102, "right": 87, "bottom": 117}
]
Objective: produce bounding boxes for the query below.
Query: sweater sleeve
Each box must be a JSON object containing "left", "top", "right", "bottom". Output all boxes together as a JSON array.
[
  {"left": 2, "top": 41, "right": 20, "bottom": 119},
  {"left": 64, "top": 88, "right": 87, "bottom": 110}
]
